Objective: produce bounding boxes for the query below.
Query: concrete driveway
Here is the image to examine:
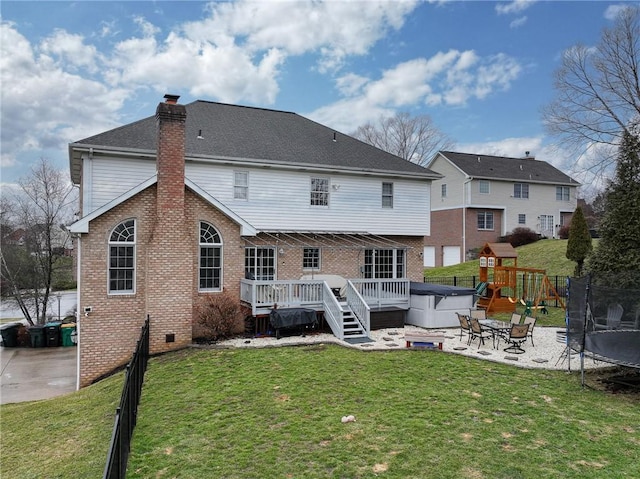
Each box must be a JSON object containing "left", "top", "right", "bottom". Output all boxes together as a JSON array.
[{"left": 1, "top": 347, "right": 77, "bottom": 404}]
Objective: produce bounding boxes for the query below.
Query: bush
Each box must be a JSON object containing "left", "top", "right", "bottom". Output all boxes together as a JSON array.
[
  {"left": 558, "top": 225, "right": 570, "bottom": 239},
  {"left": 501, "top": 227, "right": 540, "bottom": 247},
  {"left": 195, "top": 290, "right": 244, "bottom": 341}
]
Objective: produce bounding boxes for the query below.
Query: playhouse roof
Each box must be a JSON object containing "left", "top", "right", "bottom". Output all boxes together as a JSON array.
[{"left": 480, "top": 242, "right": 518, "bottom": 258}]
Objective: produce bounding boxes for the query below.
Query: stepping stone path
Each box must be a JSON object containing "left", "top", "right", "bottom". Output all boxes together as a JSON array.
[
  {"left": 504, "top": 356, "right": 519, "bottom": 361},
  {"left": 532, "top": 358, "right": 548, "bottom": 363},
  {"left": 477, "top": 351, "right": 492, "bottom": 356}
]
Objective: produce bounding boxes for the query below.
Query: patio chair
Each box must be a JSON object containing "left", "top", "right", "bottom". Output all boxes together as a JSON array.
[
  {"left": 510, "top": 312, "right": 522, "bottom": 325},
  {"left": 456, "top": 313, "right": 471, "bottom": 343},
  {"left": 503, "top": 323, "right": 530, "bottom": 354},
  {"left": 523, "top": 316, "right": 536, "bottom": 346},
  {"left": 594, "top": 303, "right": 624, "bottom": 330},
  {"left": 468, "top": 317, "right": 492, "bottom": 349},
  {"left": 469, "top": 309, "right": 487, "bottom": 320}
]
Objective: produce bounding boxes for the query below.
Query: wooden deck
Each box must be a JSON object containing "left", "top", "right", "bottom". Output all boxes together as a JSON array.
[{"left": 240, "top": 278, "right": 410, "bottom": 340}]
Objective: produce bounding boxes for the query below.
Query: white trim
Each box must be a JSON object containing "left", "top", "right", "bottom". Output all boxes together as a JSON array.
[
  {"left": 186, "top": 178, "right": 256, "bottom": 236},
  {"left": 69, "top": 175, "right": 157, "bottom": 233},
  {"left": 68, "top": 174, "right": 257, "bottom": 237}
]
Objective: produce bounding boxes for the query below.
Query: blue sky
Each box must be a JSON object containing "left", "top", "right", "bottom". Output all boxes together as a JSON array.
[{"left": 0, "top": 1, "right": 632, "bottom": 193}]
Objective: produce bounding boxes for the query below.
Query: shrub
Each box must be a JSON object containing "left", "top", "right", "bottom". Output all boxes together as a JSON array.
[
  {"left": 195, "top": 290, "right": 244, "bottom": 341},
  {"left": 502, "top": 227, "right": 539, "bottom": 247},
  {"left": 558, "top": 225, "right": 570, "bottom": 239}
]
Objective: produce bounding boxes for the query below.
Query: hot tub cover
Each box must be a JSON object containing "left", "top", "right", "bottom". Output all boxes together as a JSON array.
[
  {"left": 410, "top": 282, "right": 476, "bottom": 297},
  {"left": 269, "top": 308, "right": 317, "bottom": 329}
]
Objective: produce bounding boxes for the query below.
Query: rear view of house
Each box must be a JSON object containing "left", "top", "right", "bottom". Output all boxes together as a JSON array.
[
  {"left": 424, "top": 151, "right": 580, "bottom": 267},
  {"left": 68, "top": 95, "right": 440, "bottom": 386}
]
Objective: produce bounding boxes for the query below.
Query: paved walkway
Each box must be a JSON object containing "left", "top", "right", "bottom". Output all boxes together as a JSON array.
[{"left": 1, "top": 347, "right": 77, "bottom": 405}]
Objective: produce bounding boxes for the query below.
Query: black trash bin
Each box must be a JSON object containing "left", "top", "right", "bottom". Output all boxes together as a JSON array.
[
  {"left": 29, "top": 325, "right": 46, "bottom": 348},
  {"left": 1, "top": 323, "right": 20, "bottom": 348},
  {"left": 44, "top": 322, "right": 62, "bottom": 347}
]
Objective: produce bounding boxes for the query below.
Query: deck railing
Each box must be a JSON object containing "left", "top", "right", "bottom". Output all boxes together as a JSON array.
[
  {"left": 344, "top": 282, "right": 370, "bottom": 338},
  {"left": 350, "top": 279, "right": 410, "bottom": 309}
]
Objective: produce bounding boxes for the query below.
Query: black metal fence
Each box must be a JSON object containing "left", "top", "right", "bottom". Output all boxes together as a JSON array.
[
  {"left": 423, "top": 275, "right": 569, "bottom": 308},
  {"left": 103, "top": 316, "right": 150, "bottom": 479}
]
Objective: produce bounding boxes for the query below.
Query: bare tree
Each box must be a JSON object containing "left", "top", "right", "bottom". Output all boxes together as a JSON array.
[
  {"left": 352, "top": 112, "right": 454, "bottom": 166},
  {"left": 543, "top": 5, "right": 640, "bottom": 176},
  {"left": 1, "top": 159, "right": 77, "bottom": 325}
]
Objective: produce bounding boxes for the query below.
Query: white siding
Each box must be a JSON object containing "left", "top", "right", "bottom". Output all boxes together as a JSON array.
[
  {"left": 88, "top": 156, "right": 156, "bottom": 212},
  {"left": 187, "top": 162, "right": 431, "bottom": 236},
  {"left": 85, "top": 155, "right": 432, "bottom": 236}
]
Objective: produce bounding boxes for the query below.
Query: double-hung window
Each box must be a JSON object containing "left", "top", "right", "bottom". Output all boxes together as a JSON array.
[
  {"left": 234, "top": 171, "right": 248, "bottom": 200},
  {"left": 518, "top": 214, "right": 526, "bottom": 225},
  {"left": 479, "top": 180, "right": 490, "bottom": 194},
  {"left": 514, "top": 183, "right": 529, "bottom": 199},
  {"left": 245, "top": 247, "right": 275, "bottom": 280},
  {"left": 199, "top": 222, "right": 222, "bottom": 291},
  {"left": 441, "top": 184, "right": 447, "bottom": 198},
  {"left": 382, "top": 182, "right": 394, "bottom": 208},
  {"left": 310, "top": 177, "right": 329, "bottom": 206},
  {"left": 556, "top": 186, "right": 570, "bottom": 201},
  {"left": 477, "top": 211, "right": 494, "bottom": 230},
  {"left": 303, "top": 247, "right": 320, "bottom": 270},
  {"left": 363, "top": 249, "right": 405, "bottom": 279},
  {"left": 109, "top": 219, "right": 135, "bottom": 294}
]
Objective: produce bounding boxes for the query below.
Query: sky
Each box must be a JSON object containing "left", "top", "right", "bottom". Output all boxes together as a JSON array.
[{"left": 0, "top": 1, "right": 633, "bottom": 195}]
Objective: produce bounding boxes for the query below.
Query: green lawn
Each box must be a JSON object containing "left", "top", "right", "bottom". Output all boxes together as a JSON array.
[{"left": 3, "top": 346, "right": 638, "bottom": 478}]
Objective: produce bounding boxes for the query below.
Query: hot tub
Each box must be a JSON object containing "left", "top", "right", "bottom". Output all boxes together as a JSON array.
[{"left": 407, "top": 282, "right": 477, "bottom": 328}]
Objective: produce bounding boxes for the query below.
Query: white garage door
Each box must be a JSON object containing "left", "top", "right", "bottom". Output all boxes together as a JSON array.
[
  {"left": 443, "top": 246, "right": 461, "bottom": 266},
  {"left": 423, "top": 246, "right": 435, "bottom": 267}
]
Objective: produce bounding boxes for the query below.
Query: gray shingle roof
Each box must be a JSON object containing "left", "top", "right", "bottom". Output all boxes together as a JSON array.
[
  {"left": 438, "top": 151, "right": 580, "bottom": 185},
  {"left": 70, "top": 100, "right": 440, "bottom": 183}
]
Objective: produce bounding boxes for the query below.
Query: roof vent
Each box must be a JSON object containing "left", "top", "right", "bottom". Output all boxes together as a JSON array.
[
  {"left": 477, "top": 156, "right": 481, "bottom": 162},
  {"left": 333, "top": 131, "right": 337, "bottom": 142},
  {"left": 197, "top": 129, "right": 204, "bottom": 140}
]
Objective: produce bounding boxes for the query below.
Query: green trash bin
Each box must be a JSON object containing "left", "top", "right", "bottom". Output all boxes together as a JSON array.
[
  {"left": 60, "top": 323, "right": 77, "bottom": 347},
  {"left": 28, "top": 325, "right": 46, "bottom": 348},
  {"left": 1, "top": 323, "right": 20, "bottom": 348}
]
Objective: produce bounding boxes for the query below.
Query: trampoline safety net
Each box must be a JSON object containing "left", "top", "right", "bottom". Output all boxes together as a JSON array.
[{"left": 568, "top": 277, "right": 640, "bottom": 368}]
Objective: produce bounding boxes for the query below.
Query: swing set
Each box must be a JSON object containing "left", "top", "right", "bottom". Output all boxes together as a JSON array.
[{"left": 476, "top": 243, "right": 565, "bottom": 316}]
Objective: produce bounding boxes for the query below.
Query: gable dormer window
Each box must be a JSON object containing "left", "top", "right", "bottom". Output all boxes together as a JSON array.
[
  {"left": 514, "top": 183, "right": 529, "bottom": 199},
  {"left": 310, "top": 177, "right": 329, "bottom": 206}
]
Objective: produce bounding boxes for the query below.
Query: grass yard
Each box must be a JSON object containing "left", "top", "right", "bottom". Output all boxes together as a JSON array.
[
  {"left": 125, "top": 347, "right": 639, "bottom": 479},
  {"left": 5, "top": 345, "right": 635, "bottom": 479}
]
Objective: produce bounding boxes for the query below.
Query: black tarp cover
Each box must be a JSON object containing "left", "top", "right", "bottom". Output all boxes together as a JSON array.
[
  {"left": 410, "top": 282, "right": 476, "bottom": 297},
  {"left": 269, "top": 308, "right": 317, "bottom": 329}
]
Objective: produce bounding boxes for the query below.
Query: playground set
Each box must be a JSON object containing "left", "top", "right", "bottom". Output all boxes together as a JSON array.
[{"left": 475, "top": 243, "right": 565, "bottom": 316}]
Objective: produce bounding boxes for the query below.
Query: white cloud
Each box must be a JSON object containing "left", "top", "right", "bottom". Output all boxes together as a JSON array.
[
  {"left": 510, "top": 16, "right": 528, "bottom": 29},
  {"left": 308, "top": 49, "right": 522, "bottom": 133},
  {"left": 604, "top": 4, "right": 633, "bottom": 21},
  {"left": 0, "top": 21, "right": 127, "bottom": 168},
  {"left": 495, "top": 0, "right": 536, "bottom": 15}
]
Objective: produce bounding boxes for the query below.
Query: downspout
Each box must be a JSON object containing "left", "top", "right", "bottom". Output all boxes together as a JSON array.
[
  {"left": 462, "top": 177, "right": 473, "bottom": 263},
  {"left": 75, "top": 234, "right": 81, "bottom": 391}
]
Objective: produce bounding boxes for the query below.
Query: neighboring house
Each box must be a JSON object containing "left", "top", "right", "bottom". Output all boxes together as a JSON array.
[
  {"left": 68, "top": 95, "right": 440, "bottom": 386},
  {"left": 424, "top": 151, "right": 580, "bottom": 267}
]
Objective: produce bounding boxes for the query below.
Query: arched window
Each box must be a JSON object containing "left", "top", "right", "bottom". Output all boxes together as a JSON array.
[
  {"left": 199, "top": 222, "right": 222, "bottom": 291},
  {"left": 109, "top": 219, "right": 135, "bottom": 294}
]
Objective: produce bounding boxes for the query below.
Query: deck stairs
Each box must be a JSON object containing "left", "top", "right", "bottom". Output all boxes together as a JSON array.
[{"left": 340, "top": 301, "right": 367, "bottom": 339}]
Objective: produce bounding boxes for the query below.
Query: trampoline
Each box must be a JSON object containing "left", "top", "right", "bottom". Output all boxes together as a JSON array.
[
  {"left": 566, "top": 277, "right": 640, "bottom": 384},
  {"left": 584, "top": 330, "right": 640, "bottom": 368}
]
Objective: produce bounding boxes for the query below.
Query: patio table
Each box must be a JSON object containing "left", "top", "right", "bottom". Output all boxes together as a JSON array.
[{"left": 479, "top": 319, "right": 511, "bottom": 349}]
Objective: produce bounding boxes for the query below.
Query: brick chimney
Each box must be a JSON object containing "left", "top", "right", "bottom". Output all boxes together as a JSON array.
[
  {"left": 156, "top": 94, "right": 187, "bottom": 214},
  {"left": 147, "top": 94, "right": 193, "bottom": 353}
]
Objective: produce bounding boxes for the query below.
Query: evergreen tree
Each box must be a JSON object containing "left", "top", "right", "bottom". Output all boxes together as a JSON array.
[
  {"left": 587, "top": 125, "right": 640, "bottom": 287},
  {"left": 566, "top": 206, "right": 592, "bottom": 277}
]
